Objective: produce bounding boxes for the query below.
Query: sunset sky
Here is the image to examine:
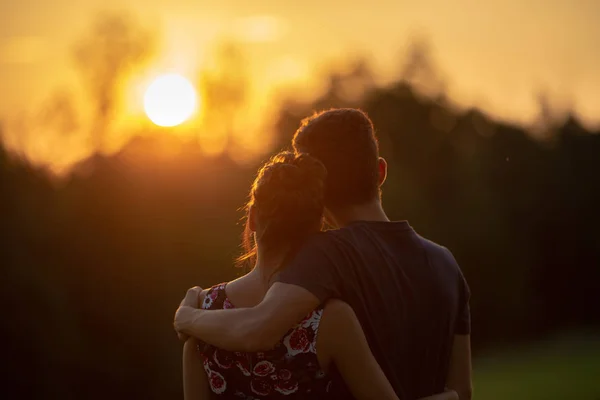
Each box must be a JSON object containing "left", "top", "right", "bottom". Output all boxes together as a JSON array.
[{"left": 1, "top": 0, "right": 599, "bottom": 168}]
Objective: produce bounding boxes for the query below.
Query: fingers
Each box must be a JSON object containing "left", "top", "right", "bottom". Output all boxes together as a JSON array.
[
  {"left": 417, "top": 390, "right": 459, "bottom": 400},
  {"left": 446, "top": 390, "right": 459, "bottom": 400},
  {"left": 179, "top": 286, "right": 203, "bottom": 308},
  {"left": 187, "top": 286, "right": 202, "bottom": 294},
  {"left": 176, "top": 286, "right": 204, "bottom": 340},
  {"left": 183, "top": 287, "right": 201, "bottom": 307}
]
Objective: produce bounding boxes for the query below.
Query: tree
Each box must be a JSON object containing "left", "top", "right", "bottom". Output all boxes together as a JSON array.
[
  {"left": 399, "top": 37, "right": 446, "bottom": 97},
  {"left": 199, "top": 41, "right": 249, "bottom": 155},
  {"left": 74, "top": 12, "right": 154, "bottom": 152}
]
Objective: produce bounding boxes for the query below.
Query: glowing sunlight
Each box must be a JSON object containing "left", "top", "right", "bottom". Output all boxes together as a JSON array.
[{"left": 143, "top": 74, "right": 198, "bottom": 127}]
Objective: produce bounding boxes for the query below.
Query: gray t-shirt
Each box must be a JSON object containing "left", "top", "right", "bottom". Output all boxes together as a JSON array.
[{"left": 275, "top": 221, "right": 470, "bottom": 399}]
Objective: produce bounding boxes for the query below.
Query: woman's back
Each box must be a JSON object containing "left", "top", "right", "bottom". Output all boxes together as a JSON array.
[{"left": 197, "top": 283, "right": 331, "bottom": 398}]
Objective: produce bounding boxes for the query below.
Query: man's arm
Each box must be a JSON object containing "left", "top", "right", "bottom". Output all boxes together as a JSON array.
[
  {"left": 317, "top": 299, "right": 457, "bottom": 400},
  {"left": 174, "top": 282, "right": 320, "bottom": 352},
  {"left": 445, "top": 334, "right": 472, "bottom": 400},
  {"left": 318, "top": 299, "right": 399, "bottom": 400},
  {"left": 443, "top": 247, "right": 472, "bottom": 399},
  {"left": 177, "top": 287, "right": 208, "bottom": 342}
]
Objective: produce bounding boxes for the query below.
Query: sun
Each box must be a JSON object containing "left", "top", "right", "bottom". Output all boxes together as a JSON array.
[{"left": 144, "top": 74, "right": 197, "bottom": 127}]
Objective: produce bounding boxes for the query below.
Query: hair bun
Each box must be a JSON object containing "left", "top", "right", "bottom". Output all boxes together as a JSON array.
[
  {"left": 265, "top": 152, "right": 326, "bottom": 192},
  {"left": 292, "top": 153, "right": 327, "bottom": 184}
]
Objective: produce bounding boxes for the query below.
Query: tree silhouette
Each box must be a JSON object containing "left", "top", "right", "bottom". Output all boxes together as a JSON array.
[
  {"left": 399, "top": 37, "right": 446, "bottom": 97},
  {"left": 199, "top": 41, "right": 249, "bottom": 154},
  {"left": 37, "top": 89, "right": 79, "bottom": 137},
  {"left": 74, "top": 12, "right": 154, "bottom": 152}
]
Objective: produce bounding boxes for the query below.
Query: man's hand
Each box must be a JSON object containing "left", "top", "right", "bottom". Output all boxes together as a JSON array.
[
  {"left": 175, "top": 305, "right": 200, "bottom": 332},
  {"left": 181, "top": 286, "right": 203, "bottom": 308},
  {"left": 175, "top": 286, "right": 203, "bottom": 342},
  {"left": 418, "top": 389, "right": 459, "bottom": 400}
]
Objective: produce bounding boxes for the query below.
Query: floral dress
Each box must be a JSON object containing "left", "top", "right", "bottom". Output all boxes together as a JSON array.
[{"left": 197, "top": 283, "right": 332, "bottom": 399}]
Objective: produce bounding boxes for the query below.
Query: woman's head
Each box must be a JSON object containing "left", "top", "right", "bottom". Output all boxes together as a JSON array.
[{"left": 238, "top": 151, "right": 327, "bottom": 270}]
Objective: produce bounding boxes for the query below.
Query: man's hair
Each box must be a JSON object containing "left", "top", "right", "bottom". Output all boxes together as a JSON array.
[{"left": 292, "top": 108, "right": 380, "bottom": 208}]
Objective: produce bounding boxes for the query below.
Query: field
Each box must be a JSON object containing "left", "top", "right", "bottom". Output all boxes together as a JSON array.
[{"left": 473, "top": 332, "right": 600, "bottom": 400}]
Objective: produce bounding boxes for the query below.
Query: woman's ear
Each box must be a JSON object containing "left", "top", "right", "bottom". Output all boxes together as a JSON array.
[
  {"left": 377, "top": 157, "right": 388, "bottom": 187},
  {"left": 248, "top": 205, "right": 257, "bottom": 232}
]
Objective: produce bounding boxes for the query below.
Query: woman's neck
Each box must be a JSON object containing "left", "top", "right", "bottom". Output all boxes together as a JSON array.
[
  {"left": 246, "top": 264, "right": 271, "bottom": 293},
  {"left": 227, "top": 250, "right": 285, "bottom": 308},
  {"left": 225, "top": 267, "right": 269, "bottom": 308},
  {"left": 253, "top": 249, "right": 287, "bottom": 287}
]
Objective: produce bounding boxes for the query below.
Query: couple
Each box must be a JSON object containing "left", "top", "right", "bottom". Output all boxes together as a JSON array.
[{"left": 174, "top": 108, "right": 472, "bottom": 399}]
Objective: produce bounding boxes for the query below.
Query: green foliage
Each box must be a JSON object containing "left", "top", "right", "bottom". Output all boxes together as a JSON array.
[{"left": 473, "top": 333, "right": 600, "bottom": 400}]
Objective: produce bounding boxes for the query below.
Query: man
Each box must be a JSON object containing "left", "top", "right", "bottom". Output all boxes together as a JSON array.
[{"left": 175, "top": 109, "right": 472, "bottom": 399}]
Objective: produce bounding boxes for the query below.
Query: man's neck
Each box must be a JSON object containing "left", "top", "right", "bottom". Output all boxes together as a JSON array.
[{"left": 328, "top": 199, "right": 390, "bottom": 228}]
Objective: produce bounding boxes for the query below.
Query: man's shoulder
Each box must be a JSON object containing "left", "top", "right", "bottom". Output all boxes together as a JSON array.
[
  {"left": 417, "top": 234, "right": 449, "bottom": 253},
  {"left": 305, "top": 230, "right": 343, "bottom": 246},
  {"left": 416, "top": 234, "right": 459, "bottom": 267},
  {"left": 291, "top": 230, "right": 346, "bottom": 263}
]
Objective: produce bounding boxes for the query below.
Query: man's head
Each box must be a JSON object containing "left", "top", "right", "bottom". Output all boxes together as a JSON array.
[{"left": 292, "top": 108, "right": 386, "bottom": 213}]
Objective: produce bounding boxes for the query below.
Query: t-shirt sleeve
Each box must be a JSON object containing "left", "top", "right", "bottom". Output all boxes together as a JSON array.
[
  {"left": 455, "top": 270, "right": 471, "bottom": 335},
  {"left": 274, "top": 234, "right": 340, "bottom": 303},
  {"left": 441, "top": 246, "right": 471, "bottom": 335}
]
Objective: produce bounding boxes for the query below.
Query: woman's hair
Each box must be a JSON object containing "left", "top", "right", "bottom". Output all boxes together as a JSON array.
[{"left": 237, "top": 151, "right": 327, "bottom": 274}]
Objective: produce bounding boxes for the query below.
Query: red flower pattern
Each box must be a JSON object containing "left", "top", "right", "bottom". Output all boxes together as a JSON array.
[
  {"left": 223, "top": 298, "right": 234, "bottom": 309},
  {"left": 208, "top": 370, "right": 227, "bottom": 394},
  {"left": 253, "top": 360, "right": 276, "bottom": 377},
  {"left": 213, "top": 349, "right": 233, "bottom": 369},
  {"left": 275, "top": 379, "right": 299, "bottom": 395},
  {"left": 278, "top": 369, "right": 292, "bottom": 381},
  {"left": 283, "top": 326, "right": 311, "bottom": 356},
  {"left": 199, "top": 283, "right": 331, "bottom": 397},
  {"left": 250, "top": 378, "right": 272, "bottom": 396}
]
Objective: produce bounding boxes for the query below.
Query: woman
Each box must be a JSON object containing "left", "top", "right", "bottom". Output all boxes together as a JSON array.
[{"left": 182, "top": 152, "right": 457, "bottom": 400}]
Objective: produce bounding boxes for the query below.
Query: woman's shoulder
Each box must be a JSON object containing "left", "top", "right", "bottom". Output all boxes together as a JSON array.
[{"left": 320, "top": 299, "right": 358, "bottom": 330}]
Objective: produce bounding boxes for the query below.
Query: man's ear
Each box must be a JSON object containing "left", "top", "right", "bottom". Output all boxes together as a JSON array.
[
  {"left": 248, "top": 205, "right": 257, "bottom": 232},
  {"left": 377, "top": 157, "right": 388, "bottom": 187}
]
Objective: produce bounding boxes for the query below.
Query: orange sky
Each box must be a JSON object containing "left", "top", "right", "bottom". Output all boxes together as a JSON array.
[{"left": 1, "top": 0, "right": 599, "bottom": 168}]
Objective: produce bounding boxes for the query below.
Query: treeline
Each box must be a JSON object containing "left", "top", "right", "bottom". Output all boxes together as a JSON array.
[{"left": 1, "top": 73, "right": 599, "bottom": 399}]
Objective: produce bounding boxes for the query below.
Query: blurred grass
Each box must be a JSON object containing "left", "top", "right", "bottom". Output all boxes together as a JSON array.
[{"left": 473, "top": 332, "right": 600, "bottom": 400}]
